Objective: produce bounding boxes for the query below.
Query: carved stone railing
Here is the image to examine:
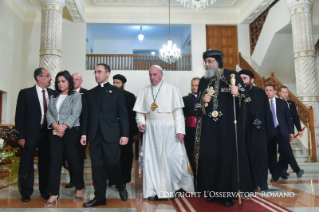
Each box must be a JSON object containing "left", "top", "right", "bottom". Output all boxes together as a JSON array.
[
  {"left": 86, "top": 54, "right": 192, "bottom": 71},
  {"left": 250, "top": 0, "right": 279, "bottom": 55},
  {"left": 239, "top": 53, "right": 317, "bottom": 161}
]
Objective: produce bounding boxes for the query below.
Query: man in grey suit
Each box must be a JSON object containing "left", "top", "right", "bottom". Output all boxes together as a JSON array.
[{"left": 80, "top": 63, "right": 129, "bottom": 207}]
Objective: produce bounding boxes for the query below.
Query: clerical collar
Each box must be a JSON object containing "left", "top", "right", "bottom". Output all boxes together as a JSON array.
[
  {"left": 100, "top": 82, "right": 109, "bottom": 87},
  {"left": 192, "top": 93, "right": 197, "bottom": 98}
]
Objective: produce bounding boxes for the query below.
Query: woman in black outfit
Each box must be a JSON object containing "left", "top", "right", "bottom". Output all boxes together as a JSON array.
[{"left": 45, "top": 71, "right": 84, "bottom": 206}]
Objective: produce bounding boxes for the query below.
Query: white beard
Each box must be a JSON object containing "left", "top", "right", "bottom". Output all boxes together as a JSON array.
[{"left": 204, "top": 67, "right": 219, "bottom": 79}]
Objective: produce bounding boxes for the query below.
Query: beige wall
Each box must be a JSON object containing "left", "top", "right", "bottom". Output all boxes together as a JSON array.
[{"left": 0, "top": 0, "right": 24, "bottom": 124}]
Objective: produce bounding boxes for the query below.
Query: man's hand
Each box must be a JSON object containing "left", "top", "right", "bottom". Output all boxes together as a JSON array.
[
  {"left": 229, "top": 85, "right": 239, "bottom": 97},
  {"left": 120, "top": 137, "right": 128, "bottom": 145},
  {"left": 177, "top": 134, "right": 184, "bottom": 142},
  {"left": 299, "top": 131, "right": 303, "bottom": 138},
  {"left": 80, "top": 137, "right": 87, "bottom": 146},
  {"left": 202, "top": 93, "right": 214, "bottom": 103},
  {"left": 139, "top": 124, "right": 145, "bottom": 133},
  {"left": 18, "top": 139, "right": 26, "bottom": 148},
  {"left": 289, "top": 134, "right": 294, "bottom": 141}
]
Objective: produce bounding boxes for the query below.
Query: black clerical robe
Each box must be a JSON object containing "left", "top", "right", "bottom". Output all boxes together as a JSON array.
[
  {"left": 247, "top": 86, "right": 276, "bottom": 189},
  {"left": 183, "top": 93, "right": 197, "bottom": 172},
  {"left": 195, "top": 69, "right": 254, "bottom": 194}
]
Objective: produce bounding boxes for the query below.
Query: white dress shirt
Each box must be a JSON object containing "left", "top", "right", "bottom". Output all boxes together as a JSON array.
[
  {"left": 269, "top": 96, "right": 279, "bottom": 126},
  {"left": 56, "top": 94, "right": 68, "bottom": 121},
  {"left": 36, "top": 84, "right": 49, "bottom": 125}
]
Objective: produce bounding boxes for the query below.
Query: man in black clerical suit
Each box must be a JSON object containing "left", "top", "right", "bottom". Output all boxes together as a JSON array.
[
  {"left": 63, "top": 73, "right": 88, "bottom": 189},
  {"left": 279, "top": 86, "right": 303, "bottom": 179},
  {"left": 80, "top": 63, "right": 129, "bottom": 207},
  {"left": 265, "top": 85, "right": 304, "bottom": 181},
  {"left": 15, "top": 68, "right": 54, "bottom": 202},
  {"left": 195, "top": 50, "right": 254, "bottom": 207},
  {"left": 111, "top": 74, "right": 139, "bottom": 187},
  {"left": 239, "top": 69, "right": 275, "bottom": 191},
  {"left": 182, "top": 77, "right": 200, "bottom": 173}
]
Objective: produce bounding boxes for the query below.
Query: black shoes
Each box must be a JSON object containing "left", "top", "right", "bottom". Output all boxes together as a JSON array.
[
  {"left": 260, "top": 187, "right": 269, "bottom": 192},
  {"left": 83, "top": 199, "right": 106, "bottom": 207},
  {"left": 119, "top": 188, "right": 128, "bottom": 201},
  {"left": 281, "top": 173, "right": 288, "bottom": 180},
  {"left": 65, "top": 182, "right": 75, "bottom": 188},
  {"left": 222, "top": 198, "right": 234, "bottom": 207},
  {"left": 297, "top": 169, "right": 304, "bottom": 178},
  {"left": 21, "top": 196, "right": 30, "bottom": 202},
  {"left": 148, "top": 195, "right": 159, "bottom": 201},
  {"left": 206, "top": 196, "right": 215, "bottom": 203},
  {"left": 41, "top": 193, "right": 51, "bottom": 200}
]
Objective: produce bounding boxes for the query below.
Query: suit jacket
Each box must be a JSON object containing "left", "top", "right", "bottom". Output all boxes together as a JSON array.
[
  {"left": 123, "top": 90, "right": 139, "bottom": 139},
  {"left": 274, "top": 98, "right": 294, "bottom": 142},
  {"left": 82, "top": 82, "right": 129, "bottom": 143},
  {"left": 182, "top": 93, "right": 197, "bottom": 118},
  {"left": 287, "top": 100, "right": 302, "bottom": 132},
  {"left": 78, "top": 87, "right": 88, "bottom": 126},
  {"left": 46, "top": 92, "right": 82, "bottom": 128},
  {"left": 15, "top": 85, "right": 54, "bottom": 148}
]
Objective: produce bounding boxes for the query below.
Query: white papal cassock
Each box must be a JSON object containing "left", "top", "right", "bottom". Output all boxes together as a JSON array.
[{"left": 133, "top": 80, "right": 194, "bottom": 199}]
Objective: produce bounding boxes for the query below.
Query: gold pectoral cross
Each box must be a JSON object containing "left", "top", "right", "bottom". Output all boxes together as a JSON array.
[{"left": 151, "top": 102, "right": 158, "bottom": 111}]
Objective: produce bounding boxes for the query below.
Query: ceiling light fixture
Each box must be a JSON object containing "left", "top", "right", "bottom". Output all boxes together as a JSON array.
[
  {"left": 159, "top": 0, "right": 181, "bottom": 64},
  {"left": 138, "top": 26, "right": 144, "bottom": 41},
  {"left": 177, "top": 0, "right": 217, "bottom": 12}
]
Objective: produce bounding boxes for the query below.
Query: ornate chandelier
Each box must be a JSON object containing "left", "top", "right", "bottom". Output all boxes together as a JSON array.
[
  {"left": 159, "top": 0, "right": 181, "bottom": 64},
  {"left": 178, "top": 0, "right": 217, "bottom": 12}
]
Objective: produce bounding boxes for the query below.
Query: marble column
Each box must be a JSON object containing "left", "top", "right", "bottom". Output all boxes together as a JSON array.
[
  {"left": 287, "top": 0, "right": 318, "bottom": 160},
  {"left": 39, "top": 0, "right": 65, "bottom": 88}
]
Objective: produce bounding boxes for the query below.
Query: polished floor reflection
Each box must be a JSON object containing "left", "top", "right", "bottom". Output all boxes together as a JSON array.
[{"left": 0, "top": 157, "right": 319, "bottom": 211}]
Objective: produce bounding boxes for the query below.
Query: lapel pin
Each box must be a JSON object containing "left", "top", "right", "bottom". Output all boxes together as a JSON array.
[{"left": 109, "top": 90, "right": 112, "bottom": 93}]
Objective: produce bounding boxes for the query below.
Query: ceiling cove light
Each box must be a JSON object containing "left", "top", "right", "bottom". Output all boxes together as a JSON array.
[{"left": 138, "top": 26, "right": 144, "bottom": 41}]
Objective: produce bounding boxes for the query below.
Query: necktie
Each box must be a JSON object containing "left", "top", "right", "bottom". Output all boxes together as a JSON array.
[
  {"left": 286, "top": 100, "right": 290, "bottom": 109},
  {"left": 271, "top": 100, "right": 278, "bottom": 128},
  {"left": 42, "top": 89, "right": 47, "bottom": 126}
]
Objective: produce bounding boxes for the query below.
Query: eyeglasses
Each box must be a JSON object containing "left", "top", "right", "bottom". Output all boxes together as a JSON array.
[
  {"left": 40, "top": 74, "right": 52, "bottom": 78},
  {"left": 93, "top": 70, "right": 104, "bottom": 75},
  {"left": 203, "top": 59, "right": 216, "bottom": 66}
]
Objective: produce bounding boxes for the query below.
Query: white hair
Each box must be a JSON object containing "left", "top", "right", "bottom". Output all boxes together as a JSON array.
[{"left": 149, "top": 65, "right": 163, "bottom": 73}]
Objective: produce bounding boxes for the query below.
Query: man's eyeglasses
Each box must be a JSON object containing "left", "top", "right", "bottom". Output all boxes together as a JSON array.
[
  {"left": 203, "top": 59, "right": 217, "bottom": 66},
  {"left": 93, "top": 71, "right": 104, "bottom": 75},
  {"left": 40, "top": 74, "right": 52, "bottom": 78}
]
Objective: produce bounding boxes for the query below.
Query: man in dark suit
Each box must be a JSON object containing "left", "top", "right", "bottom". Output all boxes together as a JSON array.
[
  {"left": 80, "top": 64, "right": 129, "bottom": 207},
  {"left": 112, "top": 74, "right": 139, "bottom": 187},
  {"left": 63, "top": 73, "right": 88, "bottom": 189},
  {"left": 15, "top": 68, "right": 54, "bottom": 202},
  {"left": 265, "top": 85, "right": 304, "bottom": 181},
  {"left": 182, "top": 77, "right": 200, "bottom": 173},
  {"left": 279, "top": 86, "right": 303, "bottom": 179}
]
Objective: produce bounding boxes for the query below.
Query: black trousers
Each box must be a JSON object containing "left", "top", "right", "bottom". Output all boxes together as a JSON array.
[
  {"left": 48, "top": 127, "right": 84, "bottom": 195},
  {"left": 63, "top": 127, "right": 86, "bottom": 183},
  {"left": 120, "top": 137, "right": 133, "bottom": 184},
  {"left": 90, "top": 128, "right": 123, "bottom": 201},
  {"left": 18, "top": 127, "right": 50, "bottom": 197},
  {"left": 268, "top": 127, "right": 300, "bottom": 179}
]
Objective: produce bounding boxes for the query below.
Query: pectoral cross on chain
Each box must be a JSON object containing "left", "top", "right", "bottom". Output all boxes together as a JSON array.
[{"left": 151, "top": 102, "right": 158, "bottom": 111}]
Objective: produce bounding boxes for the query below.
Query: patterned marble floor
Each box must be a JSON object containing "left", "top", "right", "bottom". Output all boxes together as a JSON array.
[{"left": 1, "top": 157, "right": 319, "bottom": 211}]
